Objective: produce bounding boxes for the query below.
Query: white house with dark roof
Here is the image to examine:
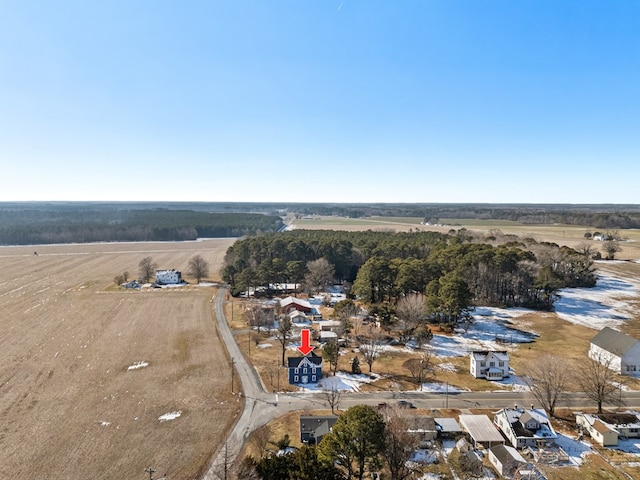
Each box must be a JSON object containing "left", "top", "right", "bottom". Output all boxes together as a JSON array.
[
  {"left": 494, "top": 407, "right": 557, "bottom": 449},
  {"left": 589, "top": 327, "right": 640, "bottom": 375},
  {"left": 470, "top": 351, "right": 510, "bottom": 380}
]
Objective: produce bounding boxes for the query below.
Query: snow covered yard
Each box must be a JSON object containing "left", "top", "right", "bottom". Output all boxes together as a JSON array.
[{"left": 555, "top": 272, "right": 640, "bottom": 330}]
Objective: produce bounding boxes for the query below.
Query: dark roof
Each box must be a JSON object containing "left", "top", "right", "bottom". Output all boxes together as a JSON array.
[
  {"left": 287, "top": 351, "right": 322, "bottom": 368},
  {"left": 490, "top": 444, "right": 524, "bottom": 465},
  {"left": 300, "top": 415, "right": 338, "bottom": 437},
  {"left": 591, "top": 327, "right": 639, "bottom": 356}
]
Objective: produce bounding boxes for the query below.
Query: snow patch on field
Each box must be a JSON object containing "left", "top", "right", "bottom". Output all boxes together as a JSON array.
[
  {"left": 554, "top": 273, "right": 640, "bottom": 330},
  {"left": 299, "top": 372, "right": 382, "bottom": 392},
  {"left": 127, "top": 361, "right": 148, "bottom": 370},
  {"left": 158, "top": 411, "right": 182, "bottom": 422}
]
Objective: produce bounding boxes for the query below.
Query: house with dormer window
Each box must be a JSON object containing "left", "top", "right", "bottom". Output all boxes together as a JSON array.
[
  {"left": 287, "top": 352, "right": 323, "bottom": 385},
  {"left": 470, "top": 351, "right": 509, "bottom": 380},
  {"left": 494, "top": 407, "right": 557, "bottom": 449}
]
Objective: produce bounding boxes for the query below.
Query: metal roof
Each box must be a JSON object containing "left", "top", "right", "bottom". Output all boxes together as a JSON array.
[{"left": 591, "top": 327, "right": 639, "bottom": 357}]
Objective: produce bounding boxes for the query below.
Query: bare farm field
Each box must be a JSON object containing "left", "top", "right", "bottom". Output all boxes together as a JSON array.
[{"left": 0, "top": 239, "right": 236, "bottom": 480}]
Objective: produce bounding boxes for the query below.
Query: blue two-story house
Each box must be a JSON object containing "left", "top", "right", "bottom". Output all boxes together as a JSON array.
[{"left": 287, "top": 352, "right": 323, "bottom": 385}]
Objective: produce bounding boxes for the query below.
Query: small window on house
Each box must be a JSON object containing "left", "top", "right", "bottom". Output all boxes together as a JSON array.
[
  {"left": 295, "top": 368, "right": 299, "bottom": 374},
  {"left": 499, "top": 361, "right": 504, "bottom": 367},
  {"left": 490, "top": 362, "right": 495, "bottom": 367},
  {"left": 312, "top": 375, "right": 316, "bottom": 381},
  {"left": 294, "top": 376, "right": 299, "bottom": 382},
  {"left": 303, "top": 368, "right": 308, "bottom": 374},
  {"left": 481, "top": 361, "right": 486, "bottom": 366}
]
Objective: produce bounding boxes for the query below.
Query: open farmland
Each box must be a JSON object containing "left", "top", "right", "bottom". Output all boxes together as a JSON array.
[{"left": 0, "top": 239, "right": 236, "bottom": 480}]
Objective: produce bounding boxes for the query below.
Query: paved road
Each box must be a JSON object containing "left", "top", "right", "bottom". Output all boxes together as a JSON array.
[{"left": 203, "top": 287, "right": 640, "bottom": 478}]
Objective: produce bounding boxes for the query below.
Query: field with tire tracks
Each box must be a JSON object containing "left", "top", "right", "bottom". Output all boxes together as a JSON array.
[{"left": 0, "top": 239, "right": 236, "bottom": 480}]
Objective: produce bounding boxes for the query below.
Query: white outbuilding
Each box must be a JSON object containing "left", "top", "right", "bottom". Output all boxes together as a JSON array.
[{"left": 589, "top": 327, "right": 640, "bottom": 375}]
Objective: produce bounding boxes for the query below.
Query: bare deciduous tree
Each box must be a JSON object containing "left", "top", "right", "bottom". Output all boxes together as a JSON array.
[
  {"left": 381, "top": 408, "right": 419, "bottom": 480},
  {"left": 138, "top": 256, "right": 157, "bottom": 283},
  {"left": 304, "top": 258, "right": 335, "bottom": 294},
  {"left": 249, "top": 424, "right": 272, "bottom": 459},
  {"left": 403, "top": 351, "right": 432, "bottom": 390},
  {"left": 575, "top": 242, "right": 595, "bottom": 259},
  {"left": 395, "top": 293, "right": 426, "bottom": 344},
  {"left": 244, "top": 304, "right": 273, "bottom": 333},
  {"left": 577, "top": 352, "right": 625, "bottom": 413},
  {"left": 359, "top": 326, "right": 385, "bottom": 373},
  {"left": 602, "top": 240, "right": 622, "bottom": 260},
  {"left": 187, "top": 254, "right": 210, "bottom": 283},
  {"left": 522, "top": 354, "right": 572, "bottom": 417},
  {"left": 320, "top": 376, "right": 343, "bottom": 414}
]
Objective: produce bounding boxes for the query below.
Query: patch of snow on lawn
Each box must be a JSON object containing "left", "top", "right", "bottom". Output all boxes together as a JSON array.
[
  {"left": 419, "top": 382, "right": 469, "bottom": 393},
  {"left": 299, "top": 372, "right": 381, "bottom": 392},
  {"left": 158, "top": 411, "right": 182, "bottom": 422},
  {"left": 491, "top": 375, "right": 530, "bottom": 392},
  {"left": 257, "top": 343, "right": 272, "bottom": 349},
  {"left": 127, "top": 361, "right": 148, "bottom": 370},
  {"left": 429, "top": 311, "right": 538, "bottom": 358},
  {"left": 437, "top": 363, "right": 458, "bottom": 373},
  {"left": 100, "top": 421, "right": 111, "bottom": 427},
  {"left": 553, "top": 433, "right": 592, "bottom": 466},
  {"left": 554, "top": 273, "right": 640, "bottom": 330}
]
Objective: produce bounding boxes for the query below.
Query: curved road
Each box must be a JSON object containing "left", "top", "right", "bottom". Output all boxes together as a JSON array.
[{"left": 204, "top": 287, "right": 640, "bottom": 478}]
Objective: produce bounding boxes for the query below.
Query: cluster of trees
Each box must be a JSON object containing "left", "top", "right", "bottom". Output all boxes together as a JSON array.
[
  {"left": 525, "top": 353, "right": 626, "bottom": 417},
  {"left": 242, "top": 405, "right": 421, "bottom": 480},
  {"left": 223, "top": 230, "right": 597, "bottom": 328},
  {"left": 0, "top": 206, "right": 282, "bottom": 245}
]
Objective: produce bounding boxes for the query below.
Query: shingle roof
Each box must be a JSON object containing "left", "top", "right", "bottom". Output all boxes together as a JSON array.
[{"left": 591, "top": 327, "right": 639, "bottom": 356}]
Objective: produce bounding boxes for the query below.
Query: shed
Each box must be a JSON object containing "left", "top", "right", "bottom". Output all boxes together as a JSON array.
[{"left": 489, "top": 444, "right": 526, "bottom": 478}]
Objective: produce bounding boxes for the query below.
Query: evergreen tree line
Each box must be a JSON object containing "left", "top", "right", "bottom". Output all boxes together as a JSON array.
[
  {"left": 0, "top": 209, "right": 283, "bottom": 245},
  {"left": 223, "top": 229, "right": 596, "bottom": 314}
]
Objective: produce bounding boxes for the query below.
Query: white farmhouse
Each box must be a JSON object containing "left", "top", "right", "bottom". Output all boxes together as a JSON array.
[
  {"left": 589, "top": 327, "right": 640, "bottom": 375},
  {"left": 155, "top": 269, "right": 183, "bottom": 285},
  {"left": 470, "top": 351, "right": 509, "bottom": 380}
]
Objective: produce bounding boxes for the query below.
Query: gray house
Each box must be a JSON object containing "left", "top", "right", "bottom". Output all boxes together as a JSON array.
[
  {"left": 589, "top": 327, "right": 640, "bottom": 375},
  {"left": 300, "top": 415, "right": 338, "bottom": 445}
]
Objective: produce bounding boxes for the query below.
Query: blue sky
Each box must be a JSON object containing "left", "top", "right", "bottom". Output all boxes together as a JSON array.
[{"left": 1, "top": 1, "right": 639, "bottom": 203}]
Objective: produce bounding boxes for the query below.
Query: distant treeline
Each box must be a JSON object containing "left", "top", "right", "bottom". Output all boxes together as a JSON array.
[
  {"left": 0, "top": 207, "right": 283, "bottom": 245},
  {"left": 223, "top": 229, "right": 596, "bottom": 312}
]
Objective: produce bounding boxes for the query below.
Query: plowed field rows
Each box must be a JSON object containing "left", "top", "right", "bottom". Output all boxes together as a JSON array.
[{"left": 0, "top": 239, "right": 236, "bottom": 480}]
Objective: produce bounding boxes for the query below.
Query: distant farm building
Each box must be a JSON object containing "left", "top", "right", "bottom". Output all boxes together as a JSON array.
[
  {"left": 280, "top": 296, "right": 313, "bottom": 314},
  {"left": 155, "top": 269, "right": 183, "bottom": 285},
  {"left": 589, "top": 327, "right": 640, "bottom": 375}
]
